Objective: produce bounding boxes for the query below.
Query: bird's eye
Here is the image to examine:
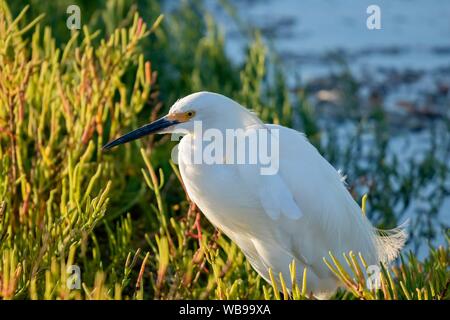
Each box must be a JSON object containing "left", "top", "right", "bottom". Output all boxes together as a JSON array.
[{"left": 186, "top": 111, "right": 195, "bottom": 118}]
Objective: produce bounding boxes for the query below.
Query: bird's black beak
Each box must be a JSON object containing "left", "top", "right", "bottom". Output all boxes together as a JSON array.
[{"left": 102, "top": 116, "right": 178, "bottom": 150}]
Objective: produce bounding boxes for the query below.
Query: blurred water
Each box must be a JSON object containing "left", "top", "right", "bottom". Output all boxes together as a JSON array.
[
  {"left": 210, "top": 0, "right": 450, "bottom": 74},
  {"left": 207, "top": 0, "right": 450, "bottom": 114}
]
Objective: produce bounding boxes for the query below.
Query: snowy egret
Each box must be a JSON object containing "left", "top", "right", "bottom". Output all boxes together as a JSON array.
[{"left": 103, "top": 91, "right": 407, "bottom": 298}]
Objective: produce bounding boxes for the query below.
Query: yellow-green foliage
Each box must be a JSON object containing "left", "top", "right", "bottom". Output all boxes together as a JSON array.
[
  {"left": 0, "top": 1, "right": 449, "bottom": 300},
  {"left": 0, "top": 2, "right": 154, "bottom": 299},
  {"left": 0, "top": 1, "right": 266, "bottom": 300}
]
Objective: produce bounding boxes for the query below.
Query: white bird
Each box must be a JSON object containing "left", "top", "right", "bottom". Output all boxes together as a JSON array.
[{"left": 103, "top": 91, "right": 407, "bottom": 298}]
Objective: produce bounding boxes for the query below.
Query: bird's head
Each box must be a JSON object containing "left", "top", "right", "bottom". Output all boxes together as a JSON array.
[{"left": 103, "top": 91, "right": 259, "bottom": 150}]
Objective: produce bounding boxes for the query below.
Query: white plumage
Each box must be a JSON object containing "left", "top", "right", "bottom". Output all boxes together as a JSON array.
[
  {"left": 176, "top": 92, "right": 406, "bottom": 297},
  {"left": 104, "top": 91, "right": 407, "bottom": 298}
]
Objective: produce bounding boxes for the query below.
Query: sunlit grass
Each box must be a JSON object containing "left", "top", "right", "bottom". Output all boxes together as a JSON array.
[{"left": 0, "top": 0, "right": 449, "bottom": 300}]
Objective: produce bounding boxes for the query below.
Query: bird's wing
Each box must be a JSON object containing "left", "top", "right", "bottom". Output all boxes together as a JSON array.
[
  {"left": 261, "top": 125, "right": 380, "bottom": 271},
  {"left": 236, "top": 126, "right": 303, "bottom": 221},
  {"left": 238, "top": 165, "right": 304, "bottom": 220}
]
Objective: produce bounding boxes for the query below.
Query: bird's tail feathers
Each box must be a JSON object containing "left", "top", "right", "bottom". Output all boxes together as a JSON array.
[{"left": 374, "top": 220, "right": 409, "bottom": 264}]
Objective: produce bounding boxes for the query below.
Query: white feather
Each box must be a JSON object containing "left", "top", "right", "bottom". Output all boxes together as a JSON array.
[{"left": 173, "top": 92, "right": 407, "bottom": 296}]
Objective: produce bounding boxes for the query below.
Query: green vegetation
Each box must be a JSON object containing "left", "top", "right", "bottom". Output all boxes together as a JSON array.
[{"left": 0, "top": 0, "right": 448, "bottom": 300}]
